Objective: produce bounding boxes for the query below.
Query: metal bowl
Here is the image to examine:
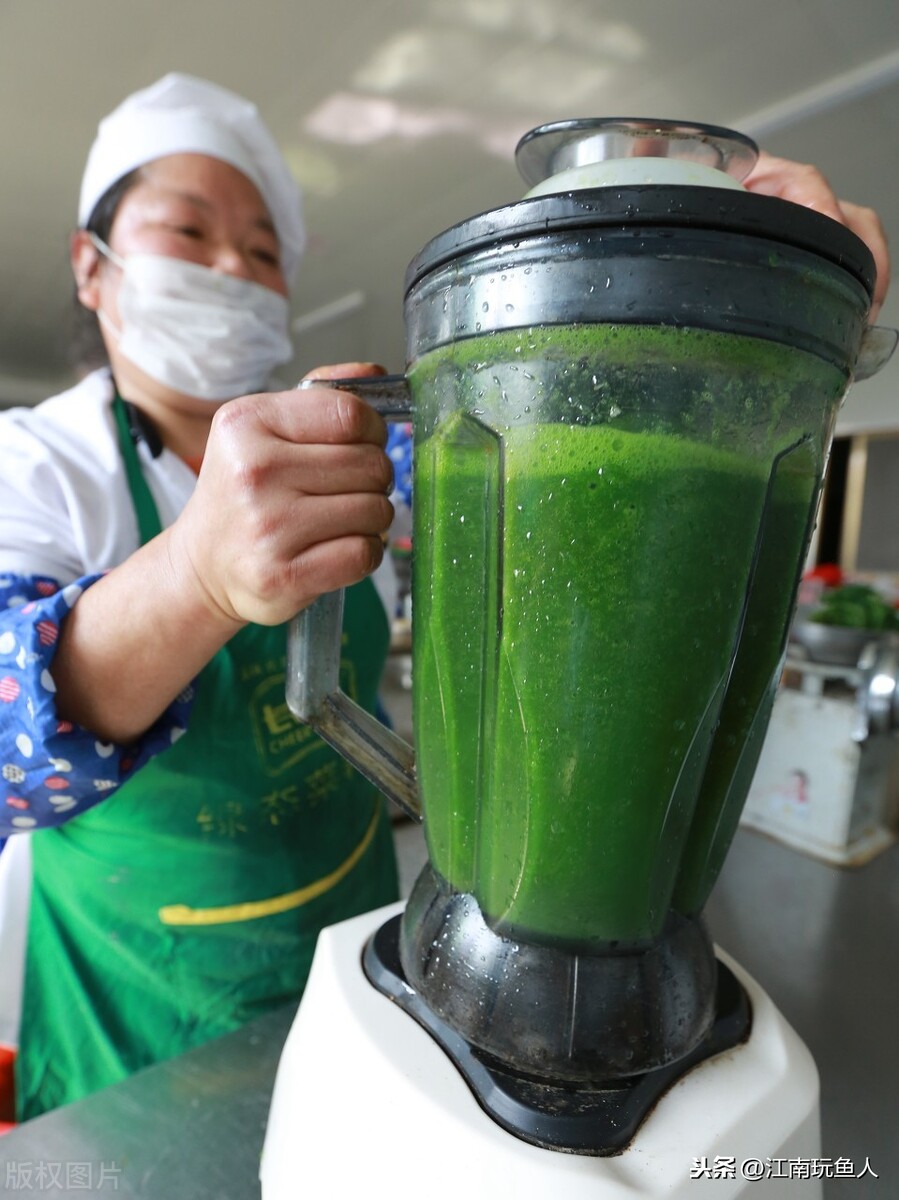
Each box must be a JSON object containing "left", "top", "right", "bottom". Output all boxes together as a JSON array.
[{"left": 791, "top": 620, "right": 887, "bottom": 667}]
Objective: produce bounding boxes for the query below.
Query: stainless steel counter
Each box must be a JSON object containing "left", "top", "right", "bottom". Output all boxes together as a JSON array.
[
  {"left": 0, "top": 1002, "right": 299, "bottom": 1198},
  {"left": 2, "top": 823, "right": 896, "bottom": 1198}
]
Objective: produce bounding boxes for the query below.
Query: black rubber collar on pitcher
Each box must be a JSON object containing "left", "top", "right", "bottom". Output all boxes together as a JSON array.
[{"left": 363, "top": 912, "right": 752, "bottom": 1157}]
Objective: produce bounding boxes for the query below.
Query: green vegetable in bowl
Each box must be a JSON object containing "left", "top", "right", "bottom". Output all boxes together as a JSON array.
[{"left": 809, "top": 583, "right": 899, "bottom": 631}]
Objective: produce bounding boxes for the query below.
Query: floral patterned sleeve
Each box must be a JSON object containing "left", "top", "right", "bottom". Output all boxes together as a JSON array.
[
  {"left": 0, "top": 572, "right": 196, "bottom": 837},
  {"left": 386, "top": 422, "right": 413, "bottom": 509}
]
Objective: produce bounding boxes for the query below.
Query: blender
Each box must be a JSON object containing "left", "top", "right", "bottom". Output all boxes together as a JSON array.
[{"left": 261, "top": 119, "right": 894, "bottom": 1197}]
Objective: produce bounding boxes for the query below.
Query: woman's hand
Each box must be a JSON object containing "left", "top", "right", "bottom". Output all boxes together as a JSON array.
[
  {"left": 745, "top": 152, "right": 891, "bottom": 322},
  {"left": 170, "top": 363, "right": 394, "bottom": 629},
  {"left": 53, "top": 364, "right": 394, "bottom": 743}
]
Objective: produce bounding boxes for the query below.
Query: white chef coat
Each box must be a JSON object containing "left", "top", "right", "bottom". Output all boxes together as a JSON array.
[
  {"left": 0, "top": 367, "right": 397, "bottom": 611},
  {"left": 0, "top": 369, "right": 195, "bottom": 582}
]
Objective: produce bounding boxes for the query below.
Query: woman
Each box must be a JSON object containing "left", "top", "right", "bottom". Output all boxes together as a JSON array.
[
  {"left": 0, "top": 73, "right": 891, "bottom": 1123},
  {"left": 0, "top": 74, "right": 399, "bottom": 1121}
]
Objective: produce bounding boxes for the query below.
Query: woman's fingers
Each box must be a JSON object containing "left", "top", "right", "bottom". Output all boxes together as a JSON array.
[
  {"left": 250, "top": 492, "right": 396, "bottom": 565},
  {"left": 285, "top": 534, "right": 387, "bottom": 599},
  {"left": 301, "top": 360, "right": 387, "bottom": 383},
  {"left": 745, "top": 153, "right": 844, "bottom": 219},
  {"left": 216, "top": 385, "right": 390, "bottom": 453},
  {"left": 745, "top": 152, "right": 890, "bottom": 321},
  {"left": 172, "top": 380, "right": 396, "bottom": 627},
  {"left": 838, "top": 200, "right": 891, "bottom": 320},
  {"left": 211, "top": 431, "right": 394, "bottom": 499}
]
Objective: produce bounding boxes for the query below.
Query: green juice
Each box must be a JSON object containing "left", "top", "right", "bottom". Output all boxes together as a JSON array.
[
  {"left": 410, "top": 325, "right": 843, "bottom": 946},
  {"left": 671, "top": 440, "right": 821, "bottom": 915}
]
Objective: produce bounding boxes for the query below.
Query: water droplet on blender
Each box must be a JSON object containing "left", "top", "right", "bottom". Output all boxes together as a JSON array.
[
  {"left": 605, "top": 276, "right": 612, "bottom": 288},
  {"left": 505, "top": 303, "right": 514, "bottom": 313},
  {"left": 482, "top": 302, "right": 489, "bottom": 313},
  {"left": 609, "top": 404, "right": 622, "bottom": 418}
]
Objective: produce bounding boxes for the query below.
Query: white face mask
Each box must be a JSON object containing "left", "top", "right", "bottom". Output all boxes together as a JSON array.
[{"left": 90, "top": 234, "right": 294, "bottom": 401}]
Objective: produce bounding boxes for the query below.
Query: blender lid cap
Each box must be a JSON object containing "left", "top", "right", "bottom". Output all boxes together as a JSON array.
[{"left": 515, "top": 117, "right": 759, "bottom": 189}]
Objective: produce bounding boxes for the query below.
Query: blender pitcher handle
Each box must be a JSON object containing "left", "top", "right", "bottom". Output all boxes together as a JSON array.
[{"left": 285, "top": 374, "right": 421, "bottom": 822}]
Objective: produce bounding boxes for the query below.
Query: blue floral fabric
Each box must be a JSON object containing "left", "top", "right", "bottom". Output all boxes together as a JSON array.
[
  {"left": 0, "top": 573, "right": 195, "bottom": 838},
  {"left": 386, "top": 423, "right": 413, "bottom": 509}
]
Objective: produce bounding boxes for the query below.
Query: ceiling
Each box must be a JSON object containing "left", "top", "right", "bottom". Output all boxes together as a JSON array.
[{"left": 2, "top": 0, "right": 899, "bottom": 409}]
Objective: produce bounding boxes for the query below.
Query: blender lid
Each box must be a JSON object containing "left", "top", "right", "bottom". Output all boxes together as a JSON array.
[
  {"left": 515, "top": 117, "right": 759, "bottom": 190},
  {"left": 403, "top": 184, "right": 877, "bottom": 304}
]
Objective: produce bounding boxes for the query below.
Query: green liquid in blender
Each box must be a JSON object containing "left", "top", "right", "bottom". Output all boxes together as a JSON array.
[{"left": 411, "top": 325, "right": 843, "bottom": 946}]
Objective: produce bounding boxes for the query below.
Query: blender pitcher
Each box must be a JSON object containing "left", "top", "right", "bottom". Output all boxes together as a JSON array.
[{"left": 287, "top": 120, "right": 891, "bottom": 1096}]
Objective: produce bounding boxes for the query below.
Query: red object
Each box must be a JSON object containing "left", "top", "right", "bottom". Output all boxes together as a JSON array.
[
  {"left": 804, "top": 563, "right": 844, "bottom": 588},
  {"left": 0, "top": 1044, "right": 16, "bottom": 1126}
]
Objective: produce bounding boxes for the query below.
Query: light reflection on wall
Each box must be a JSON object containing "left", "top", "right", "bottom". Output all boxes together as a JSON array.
[
  {"left": 303, "top": 91, "right": 526, "bottom": 160},
  {"left": 352, "top": 23, "right": 643, "bottom": 111},
  {"left": 299, "top": 5, "right": 646, "bottom": 154}
]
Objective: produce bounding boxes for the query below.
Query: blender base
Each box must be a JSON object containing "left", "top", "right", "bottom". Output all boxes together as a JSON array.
[
  {"left": 364, "top": 911, "right": 751, "bottom": 1156},
  {"left": 261, "top": 903, "right": 823, "bottom": 1199}
]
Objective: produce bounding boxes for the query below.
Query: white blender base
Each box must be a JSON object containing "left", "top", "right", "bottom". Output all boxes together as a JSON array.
[{"left": 261, "top": 903, "right": 822, "bottom": 1199}]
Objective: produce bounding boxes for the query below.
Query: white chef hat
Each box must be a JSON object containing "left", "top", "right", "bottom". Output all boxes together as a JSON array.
[{"left": 78, "top": 73, "right": 306, "bottom": 281}]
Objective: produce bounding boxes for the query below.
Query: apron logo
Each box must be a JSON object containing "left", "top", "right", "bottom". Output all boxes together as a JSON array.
[
  {"left": 247, "top": 656, "right": 359, "bottom": 778},
  {"left": 249, "top": 672, "right": 321, "bottom": 777}
]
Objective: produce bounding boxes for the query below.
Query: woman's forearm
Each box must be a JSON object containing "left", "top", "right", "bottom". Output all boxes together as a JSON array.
[{"left": 51, "top": 530, "right": 242, "bottom": 744}]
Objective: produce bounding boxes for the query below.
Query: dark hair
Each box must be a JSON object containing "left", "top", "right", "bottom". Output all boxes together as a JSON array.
[{"left": 70, "top": 169, "right": 142, "bottom": 374}]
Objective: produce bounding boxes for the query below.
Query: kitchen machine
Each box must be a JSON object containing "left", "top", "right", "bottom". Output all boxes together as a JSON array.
[
  {"left": 261, "top": 119, "right": 895, "bottom": 1197},
  {"left": 742, "top": 626, "right": 899, "bottom": 865}
]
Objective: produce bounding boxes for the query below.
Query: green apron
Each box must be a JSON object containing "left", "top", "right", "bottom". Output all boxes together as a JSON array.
[{"left": 17, "top": 397, "right": 398, "bottom": 1120}]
